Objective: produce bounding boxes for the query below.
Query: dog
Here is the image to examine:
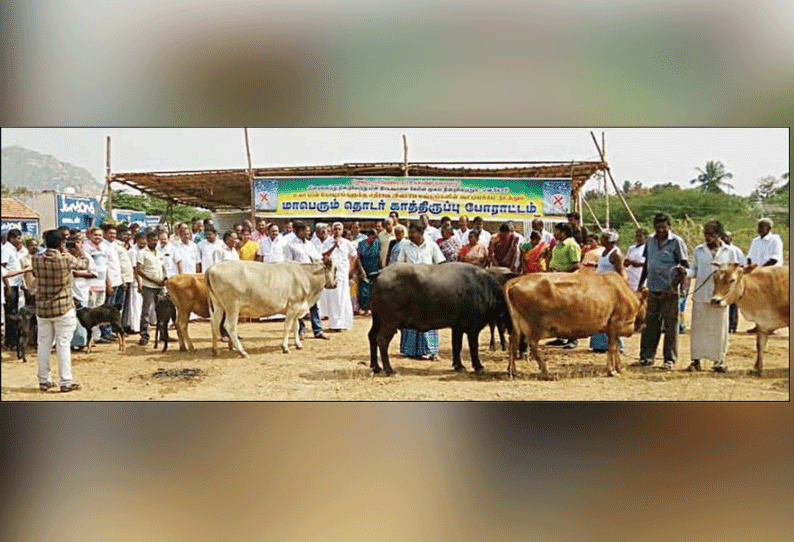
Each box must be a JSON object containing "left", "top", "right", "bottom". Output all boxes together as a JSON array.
[
  {"left": 75, "top": 303, "right": 125, "bottom": 354},
  {"left": 154, "top": 292, "right": 177, "bottom": 352},
  {"left": 7, "top": 304, "right": 37, "bottom": 362}
]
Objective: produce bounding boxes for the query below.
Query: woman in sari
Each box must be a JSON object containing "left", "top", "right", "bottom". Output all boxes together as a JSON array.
[
  {"left": 237, "top": 228, "right": 260, "bottom": 261},
  {"left": 356, "top": 229, "right": 380, "bottom": 315},
  {"left": 438, "top": 225, "right": 462, "bottom": 262},
  {"left": 490, "top": 221, "right": 520, "bottom": 272},
  {"left": 459, "top": 229, "right": 488, "bottom": 267},
  {"left": 519, "top": 231, "right": 548, "bottom": 273}
]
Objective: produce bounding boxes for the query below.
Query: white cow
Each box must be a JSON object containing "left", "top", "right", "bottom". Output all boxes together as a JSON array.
[{"left": 206, "top": 258, "right": 337, "bottom": 356}]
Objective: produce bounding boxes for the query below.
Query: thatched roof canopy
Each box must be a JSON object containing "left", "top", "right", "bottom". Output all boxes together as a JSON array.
[{"left": 110, "top": 161, "right": 606, "bottom": 212}]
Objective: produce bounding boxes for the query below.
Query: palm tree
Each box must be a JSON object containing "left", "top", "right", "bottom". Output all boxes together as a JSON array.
[{"left": 690, "top": 161, "right": 734, "bottom": 193}]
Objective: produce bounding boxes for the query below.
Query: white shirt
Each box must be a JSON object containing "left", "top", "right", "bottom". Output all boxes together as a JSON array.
[
  {"left": 688, "top": 243, "right": 741, "bottom": 303},
  {"left": 747, "top": 233, "right": 783, "bottom": 266},
  {"left": 257, "top": 235, "right": 286, "bottom": 263},
  {"left": 378, "top": 230, "right": 396, "bottom": 268},
  {"left": 396, "top": 240, "right": 446, "bottom": 265},
  {"left": 157, "top": 242, "right": 178, "bottom": 278},
  {"left": 101, "top": 238, "right": 122, "bottom": 287},
  {"left": 726, "top": 243, "right": 745, "bottom": 264},
  {"left": 534, "top": 229, "right": 553, "bottom": 245},
  {"left": 114, "top": 241, "right": 134, "bottom": 283},
  {"left": 625, "top": 243, "right": 646, "bottom": 291},
  {"left": 454, "top": 228, "right": 471, "bottom": 246},
  {"left": 285, "top": 237, "right": 322, "bottom": 263},
  {"left": 476, "top": 228, "right": 492, "bottom": 248},
  {"left": 212, "top": 244, "right": 240, "bottom": 265},
  {"left": 83, "top": 240, "right": 108, "bottom": 291},
  {"left": 72, "top": 252, "right": 97, "bottom": 307},
  {"left": 423, "top": 225, "right": 440, "bottom": 244},
  {"left": 1, "top": 242, "right": 23, "bottom": 287},
  {"left": 323, "top": 237, "right": 357, "bottom": 275},
  {"left": 137, "top": 247, "right": 165, "bottom": 289},
  {"left": 197, "top": 238, "right": 223, "bottom": 271},
  {"left": 173, "top": 240, "right": 199, "bottom": 274}
]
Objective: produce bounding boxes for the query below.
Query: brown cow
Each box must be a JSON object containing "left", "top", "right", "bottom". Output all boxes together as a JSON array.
[
  {"left": 504, "top": 272, "right": 648, "bottom": 379},
  {"left": 165, "top": 273, "right": 210, "bottom": 352},
  {"left": 710, "top": 264, "right": 789, "bottom": 375}
]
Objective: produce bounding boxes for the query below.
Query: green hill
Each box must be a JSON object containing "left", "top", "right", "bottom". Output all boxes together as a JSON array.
[{"left": 583, "top": 185, "right": 789, "bottom": 262}]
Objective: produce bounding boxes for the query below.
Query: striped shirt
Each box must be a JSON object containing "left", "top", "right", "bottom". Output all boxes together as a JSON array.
[{"left": 32, "top": 249, "right": 89, "bottom": 318}]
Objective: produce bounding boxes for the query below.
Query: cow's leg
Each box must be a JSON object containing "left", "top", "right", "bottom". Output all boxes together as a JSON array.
[
  {"left": 368, "top": 313, "right": 382, "bottom": 373},
  {"left": 282, "top": 307, "right": 300, "bottom": 353},
  {"left": 507, "top": 322, "right": 520, "bottom": 378},
  {"left": 175, "top": 307, "right": 189, "bottom": 351},
  {"left": 530, "top": 338, "right": 552, "bottom": 380},
  {"left": 224, "top": 309, "right": 247, "bottom": 358},
  {"left": 451, "top": 327, "right": 465, "bottom": 372},
  {"left": 467, "top": 329, "right": 485, "bottom": 375},
  {"left": 488, "top": 322, "right": 496, "bottom": 351},
  {"left": 606, "top": 330, "right": 620, "bottom": 377},
  {"left": 497, "top": 319, "right": 507, "bottom": 351},
  {"left": 753, "top": 331, "right": 769, "bottom": 375},
  {"left": 377, "top": 322, "right": 399, "bottom": 376},
  {"left": 209, "top": 297, "right": 222, "bottom": 357}
]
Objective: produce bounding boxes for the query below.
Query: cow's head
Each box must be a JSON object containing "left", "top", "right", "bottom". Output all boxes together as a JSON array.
[
  {"left": 633, "top": 288, "right": 649, "bottom": 332},
  {"left": 710, "top": 263, "right": 754, "bottom": 307},
  {"left": 322, "top": 255, "right": 337, "bottom": 289}
]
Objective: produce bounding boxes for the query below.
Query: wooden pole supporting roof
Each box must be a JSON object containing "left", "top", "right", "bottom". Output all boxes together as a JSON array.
[{"left": 109, "top": 160, "right": 607, "bottom": 212}]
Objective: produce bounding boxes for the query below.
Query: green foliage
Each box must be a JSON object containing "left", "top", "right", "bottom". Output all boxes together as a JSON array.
[
  {"left": 110, "top": 190, "right": 210, "bottom": 226},
  {"left": 689, "top": 160, "right": 734, "bottom": 193},
  {"left": 583, "top": 185, "right": 788, "bottom": 263}
]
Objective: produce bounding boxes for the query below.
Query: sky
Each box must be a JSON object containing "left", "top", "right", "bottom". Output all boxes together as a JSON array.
[{"left": 1, "top": 128, "right": 789, "bottom": 197}]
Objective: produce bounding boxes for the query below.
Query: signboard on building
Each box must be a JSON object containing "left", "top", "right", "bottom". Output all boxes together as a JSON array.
[
  {"left": 253, "top": 177, "right": 571, "bottom": 220},
  {"left": 112, "top": 209, "right": 147, "bottom": 227},
  {"left": 1, "top": 220, "right": 40, "bottom": 237},
  {"left": 145, "top": 216, "right": 161, "bottom": 229},
  {"left": 56, "top": 194, "right": 100, "bottom": 230}
]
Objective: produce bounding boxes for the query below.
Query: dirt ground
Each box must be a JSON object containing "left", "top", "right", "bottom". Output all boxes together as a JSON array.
[{"left": 2, "top": 305, "right": 788, "bottom": 401}]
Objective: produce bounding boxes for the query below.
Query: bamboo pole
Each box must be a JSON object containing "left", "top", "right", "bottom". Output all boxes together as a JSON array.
[
  {"left": 244, "top": 128, "right": 256, "bottom": 224},
  {"left": 106, "top": 135, "right": 112, "bottom": 216},
  {"left": 590, "top": 131, "right": 640, "bottom": 228},
  {"left": 581, "top": 195, "right": 603, "bottom": 231},
  {"left": 403, "top": 134, "right": 409, "bottom": 177}
]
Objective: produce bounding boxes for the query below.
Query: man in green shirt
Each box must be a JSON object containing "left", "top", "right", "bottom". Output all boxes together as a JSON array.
[{"left": 547, "top": 222, "right": 582, "bottom": 348}]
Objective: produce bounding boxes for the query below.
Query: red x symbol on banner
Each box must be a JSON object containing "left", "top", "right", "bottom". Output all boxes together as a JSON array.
[{"left": 553, "top": 195, "right": 564, "bottom": 206}]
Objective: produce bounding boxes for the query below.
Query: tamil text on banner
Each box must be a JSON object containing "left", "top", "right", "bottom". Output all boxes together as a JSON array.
[{"left": 254, "top": 177, "right": 571, "bottom": 220}]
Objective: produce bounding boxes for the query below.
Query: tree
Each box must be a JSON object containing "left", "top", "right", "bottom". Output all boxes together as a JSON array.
[
  {"left": 690, "top": 160, "right": 734, "bottom": 193},
  {"left": 750, "top": 176, "right": 780, "bottom": 201}
]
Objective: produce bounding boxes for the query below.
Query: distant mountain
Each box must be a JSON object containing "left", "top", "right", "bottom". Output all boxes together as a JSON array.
[{"left": 1, "top": 145, "right": 103, "bottom": 194}]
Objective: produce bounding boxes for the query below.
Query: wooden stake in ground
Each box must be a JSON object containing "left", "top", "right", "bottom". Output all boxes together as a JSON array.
[{"left": 590, "top": 131, "right": 640, "bottom": 229}]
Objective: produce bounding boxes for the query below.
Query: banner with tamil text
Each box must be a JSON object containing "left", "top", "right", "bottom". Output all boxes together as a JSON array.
[{"left": 253, "top": 177, "right": 571, "bottom": 220}]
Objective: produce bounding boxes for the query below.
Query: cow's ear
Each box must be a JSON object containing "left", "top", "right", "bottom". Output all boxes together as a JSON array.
[{"left": 743, "top": 263, "right": 758, "bottom": 274}]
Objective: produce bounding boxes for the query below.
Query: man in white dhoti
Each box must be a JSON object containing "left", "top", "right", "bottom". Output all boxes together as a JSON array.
[
  {"left": 685, "top": 220, "right": 741, "bottom": 373},
  {"left": 320, "top": 222, "right": 358, "bottom": 331}
]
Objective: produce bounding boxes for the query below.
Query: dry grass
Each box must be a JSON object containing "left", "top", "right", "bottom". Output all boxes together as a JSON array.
[{"left": 1, "top": 305, "right": 788, "bottom": 401}]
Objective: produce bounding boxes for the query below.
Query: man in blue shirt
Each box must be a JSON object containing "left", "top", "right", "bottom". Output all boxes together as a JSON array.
[{"left": 638, "top": 212, "right": 689, "bottom": 370}]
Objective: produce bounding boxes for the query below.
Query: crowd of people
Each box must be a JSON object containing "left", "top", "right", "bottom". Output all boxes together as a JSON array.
[{"left": 1, "top": 209, "right": 786, "bottom": 392}]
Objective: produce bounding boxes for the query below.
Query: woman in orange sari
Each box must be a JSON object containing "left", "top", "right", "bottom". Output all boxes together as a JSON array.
[
  {"left": 519, "top": 231, "right": 548, "bottom": 273},
  {"left": 459, "top": 229, "right": 489, "bottom": 267}
]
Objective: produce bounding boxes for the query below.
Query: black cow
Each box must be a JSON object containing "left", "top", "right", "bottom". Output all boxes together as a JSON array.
[
  {"left": 154, "top": 292, "right": 177, "bottom": 352},
  {"left": 368, "top": 262, "right": 516, "bottom": 375},
  {"left": 8, "top": 304, "right": 37, "bottom": 362}
]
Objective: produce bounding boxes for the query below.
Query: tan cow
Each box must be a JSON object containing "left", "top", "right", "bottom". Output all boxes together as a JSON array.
[
  {"left": 504, "top": 272, "right": 648, "bottom": 379},
  {"left": 206, "top": 258, "right": 336, "bottom": 357},
  {"left": 165, "top": 273, "right": 210, "bottom": 352},
  {"left": 710, "top": 264, "right": 789, "bottom": 375}
]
